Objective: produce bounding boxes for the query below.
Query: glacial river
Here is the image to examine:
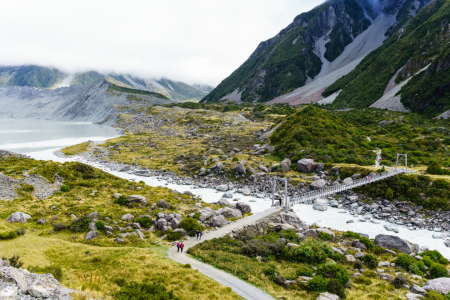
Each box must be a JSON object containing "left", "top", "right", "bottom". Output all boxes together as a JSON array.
[{"left": 1, "top": 119, "right": 448, "bottom": 258}]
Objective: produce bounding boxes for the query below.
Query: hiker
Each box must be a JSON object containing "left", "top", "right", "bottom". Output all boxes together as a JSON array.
[
  {"left": 177, "top": 242, "right": 181, "bottom": 252},
  {"left": 180, "top": 243, "right": 184, "bottom": 253},
  {"left": 196, "top": 229, "right": 199, "bottom": 239},
  {"left": 279, "top": 199, "right": 282, "bottom": 207},
  {"left": 199, "top": 230, "right": 202, "bottom": 240}
]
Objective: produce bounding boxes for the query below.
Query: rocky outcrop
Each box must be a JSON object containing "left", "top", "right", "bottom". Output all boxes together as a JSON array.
[
  {"left": 7, "top": 212, "right": 31, "bottom": 224},
  {"left": 297, "top": 159, "right": 316, "bottom": 173},
  {"left": 422, "top": 278, "right": 450, "bottom": 294},
  {"left": 374, "top": 234, "right": 419, "bottom": 254}
]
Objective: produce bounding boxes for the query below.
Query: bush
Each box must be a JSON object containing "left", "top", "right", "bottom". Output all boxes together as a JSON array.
[
  {"left": 420, "top": 250, "right": 449, "bottom": 265},
  {"left": 232, "top": 157, "right": 239, "bottom": 162},
  {"left": 359, "top": 237, "right": 375, "bottom": 251},
  {"left": 135, "top": 216, "right": 152, "bottom": 229},
  {"left": 316, "top": 264, "right": 349, "bottom": 286},
  {"left": 282, "top": 240, "right": 335, "bottom": 265},
  {"left": 373, "top": 246, "right": 386, "bottom": 255},
  {"left": 361, "top": 254, "right": 379, "bottom": 269},
  {"left": 28, "top": 265, "right": 63, "bottom": 281},
  {"left": 113, "top": 282, "right": 180, "bottom": 300},
  {"left": 3, "top": 254, "right": 23, "bottom": 268},
  {"left": 426, "top": 290, "right": 445, "bottom": 300},
  {"left": 386, "top": 188, "right": 394, "bottom": 200},
  {"left": 68, "top": 216, "right": 91, "bottom": 232},
  {"left": 242, "top": 239, "right": 285, "bottom": 258},
  {"left": 275, "top": 275, "right": 286, "bottom": 286},
  {"left": 15, "top": 227, "right": 25, "bottom": 236},
  {"left": 354, "top": 276, "right": 372, "bottom": 285},
  {"left": 53, "top": 224, "right": 67, "bottom": 231},
  {"left": 0, "top": 231, "right": 18, "bottom": 240},
  {"left": 296, "top": 266, "right": 314, "bottom": 277},
  {"left": 166, "top": 230, "right": 184, "bottom": 242},
  {"left": 327, "top": 279, "right": 346, "bottom": 299},
  {"left": 95, "top": 221, "right": 105, "bottom": 232},
  {"left": 113, "top": 277, "right": 127, "bottom": 287},
  {"left": 391, "top": 276, "right": 408, "bottom": 289},
  {"left": 23, "top": 184, "right": 35, "bottom": 193},
  {"left": 306, "top": 275, "right": 328, "bottom": 292},
  {"left": 429, "top": 263, "right": 449, "bottom": 279},
  {"left": 353, "top": 262, "right": 363, "bottom": 270},
  {"left": 428, "top": 161, "right": 442, "bottom": 175},
  {"left": 319, "top": 231, "right": 332, "bottom": 241},
  {"left": 395, "top": 254, "right": 423, "bottom": 275},
  {"left": 179, "top": 218, "right": 204, "bottom": 237},
  {"left": 60, "top": 185, "right": 70, "bottom": 192},
  {"left": 343, "top": 231, "right": 360, "bottom": 239},
  {"left": 263, "top": 268, "right": 277, "bottom": 281},
  {"left": 116, "top": 195, "right": 127, "bottom": 206}
]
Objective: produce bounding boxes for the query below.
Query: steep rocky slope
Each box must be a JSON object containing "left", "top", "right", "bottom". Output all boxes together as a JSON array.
[
  {"left": 325, "top": 0, "right": 450, "bottom": 117},
  {"left": 202, "top": 0, "right": 431, "bottom": 104},
  {"left": 0, "top": 80, "right": 171, "bottom": 122}
]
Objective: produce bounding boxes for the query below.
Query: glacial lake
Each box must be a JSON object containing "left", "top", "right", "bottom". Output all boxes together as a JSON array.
[{"left": 0, "top": 118, "right": 122, "bottom": 155}]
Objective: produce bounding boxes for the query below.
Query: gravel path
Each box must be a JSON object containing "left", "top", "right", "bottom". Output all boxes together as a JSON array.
[{"left": 168, "top": 207, "right": 280, "bottom": 300}]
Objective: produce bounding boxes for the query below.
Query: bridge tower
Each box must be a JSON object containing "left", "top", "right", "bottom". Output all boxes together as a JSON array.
[
  {"left": 395, "top": 153, "right": 408, "bottom": 173},
  {"left": 272, "top": 177, "right": 288, "bottom": 213}
]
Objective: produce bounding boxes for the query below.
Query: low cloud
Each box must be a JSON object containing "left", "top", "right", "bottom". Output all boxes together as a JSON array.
[{"left": 0, "top": 0, "right": 324, "bottom": 85}]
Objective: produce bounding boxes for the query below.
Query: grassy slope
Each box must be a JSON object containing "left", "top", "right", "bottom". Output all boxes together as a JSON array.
[
  {"left": 71, "top": 71, "right": 105, "bottom": 86},
  {"left": 324, "top": 0, "right": 450, "bottom": 116},
  {"left": 0, "top": 156, "right": 241, "bottom": 300},
  {"left": 107, "top": 83, "right": 169, "bottom": 100},
  {"left": 156, "top": 78, "right": 208, "bottom": 101},
  {"left": 5, "top": 65, "right": 64, "bottom": 88}
]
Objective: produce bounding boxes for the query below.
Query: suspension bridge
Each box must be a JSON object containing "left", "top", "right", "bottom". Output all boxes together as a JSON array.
[{"left": 272, "top": 154, "right": 410, "bottom": 212}]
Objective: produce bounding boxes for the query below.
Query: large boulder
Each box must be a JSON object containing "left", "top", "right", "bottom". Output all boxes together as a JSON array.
[
  {"left": 7, "top": 212, "right": 32, "bottom": 223},
  {"left": 121, "top": 214, "right": 135, "bottom": 222},
  {"left": 216, "top": 185, "right": 228, "bottom": 192},
  {"left": 85, "top": 230, "right": 99, "bottom": 241},
  {"left": 222, "top": 192, "right": 233, "bottom": 199},
  {"left": 210, "top": 215, "right": 226, "bottom": 227},
  {"left": 313, "top": 199, "right": 328, "bottom": 211},
  {"left": 311, "top": 179, "right": 326, "bottom": 189},
  {"left": 218, "top": 198, "right": 230, "bottom": 206},
  {"left": 210, "top": 162, "right": 224, "bottom": 173},
  {"left": 375, "top": 234, "right": 419, "bottom": 254},
  {"left": 422, "top": 278, "right": 450, "bottom": 294},
  {"left": 280, "top": 159, "right": 291, "bottom": 172},
  {"left": 278, "top": 212, "right": 309, "bottom": 231},
  {"left": 235, "top": 164, "right": 246, "bottom": 175},
  {"left": 126, "top": 195, "right": 147, "bottom": 207},
  {"left": 316, "top": 163, "right": 325, "bottom": 172},
  {"left": 156, "top": 199, "right": 170, "bottom": 208},
  {"left": 221, "top": 207, "right": 242, "bottom": 219},
  {"left": 343, "top": 177, "right": 353, "bottom": 186},
  {"left": 28, "top": 285, "right": 50, "bottom": 298},
  {"left": 384, "top": 224, "right": 399, "bottom": 233},
  {"left": 297, "top": 159, "right": 316, "bottom": 173},
  {"left": 271, "top": 223, "right": 296, "bottom": 232},
  {"left": 236, "top": 202, "right": 252, "bottom": 214},
  {"left": 316, "top": 292, "right": 340, "bottom": 300}
]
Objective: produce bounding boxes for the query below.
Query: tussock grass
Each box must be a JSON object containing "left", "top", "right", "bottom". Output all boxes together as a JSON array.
[{"left": 62, "top": 142, "right": 90, "bottom": 156}]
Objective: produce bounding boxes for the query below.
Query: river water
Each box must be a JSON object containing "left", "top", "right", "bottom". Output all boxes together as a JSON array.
[{"left": 1, "top": 119, "right": 449, "bottom": 258}]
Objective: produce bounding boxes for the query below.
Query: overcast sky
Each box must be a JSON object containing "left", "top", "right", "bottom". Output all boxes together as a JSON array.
[{"left": 0, "top": 0, "right": 324, "bottom": 86}]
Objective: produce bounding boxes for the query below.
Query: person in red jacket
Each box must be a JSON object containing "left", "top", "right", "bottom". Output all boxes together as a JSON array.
[{"left": 180, "top": 243, "right": 184, "bottom": 253}]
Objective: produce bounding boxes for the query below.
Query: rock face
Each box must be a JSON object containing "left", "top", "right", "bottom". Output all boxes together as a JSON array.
[
  {"left": 278, "top": 212, "right": 309, "bottom": 231},
  {"left": 313, "top": 199, "right": 328, "bottom": 211},
  {"left": 235, "top": 164, "right": 246, "bottom": 175},
  {"left": 297, "top": 159, "right": 316, "bottom": 173},
  {"left": 126, "top": 195, "right": 148, "bottom": 207},
  {"left": 374, "top": 234, "right": 419, "bottom": 254},
  {"left": 422, "top": 278, "right": 450, "bottom": 294},
  {"left": 7, "top": 212, "right": 32, "bottom": 223}
]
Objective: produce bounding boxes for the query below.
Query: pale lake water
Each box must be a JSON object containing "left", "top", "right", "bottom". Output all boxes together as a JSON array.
[{"left": 0, "top": 119, "right": 449, "bottom": 258}]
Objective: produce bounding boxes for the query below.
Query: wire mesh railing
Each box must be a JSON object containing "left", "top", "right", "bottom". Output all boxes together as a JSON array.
[{"left": 290, "top": 168, "right": 407, "bottom": 206}]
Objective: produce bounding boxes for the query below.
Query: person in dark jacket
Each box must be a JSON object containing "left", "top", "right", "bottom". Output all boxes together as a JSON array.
[{"left": 180, "top": 243, "right": 184, "bottom": 253}]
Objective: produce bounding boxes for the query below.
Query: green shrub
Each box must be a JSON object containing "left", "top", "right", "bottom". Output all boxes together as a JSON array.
[
  {"left": 179, "top": 218, "right": 204, "bottom": 237},
  {"left": 166, "top": 230, "right": 184, "bottom": 242},
  {"left": 15, "top": 227, "right": 25, "bottom": 236},
  {"left": 95, "top": 221, "right": 105, "bottom": 232},
  {"left": 53, "top": 224, "right": 67, "bottom": 231},
  {"left": 354, "top": 276, "right": 372, "bottom": 285},
  {"left": 23, "top": 184, "right": 35, "bottom": 193},
  {"left": 395, "top": 254, "right": 423, "bottom": 275},
  {"left": 428, "top": 161, "right": 442, "bottom": 175},
  {"left": 113, "top": 277, "right": 127, "bottom": 287},
  {"left": 135, "top": 216, "right": 152, "bottom": 229},
  {"left": 429, "top": 263, "right": 449, "bottom": 279},
  {"left": 354, "top": 262, "right": 363, "bottom": 269},
  {"left": 3, "top": 254, "right": 23, "bottom": 268},
  {"left": 0, "top": 231, "right": 18, "bottom": 240},
  {"left": 327, "top": 279, "right": 346, "bottom": 299},
  {"left": 242, "top": 239, "right": 285, "bottom": 258},
  {"left": 113, "top": 282, "right": 180, "bottom": 300},
  {"left": 116, "top": 195, "right": 127, "bottom": 206},
  {"left": 306, "top": 275, "right": 328, "bottom": 292},
  {"left": 373, "top": 246, "right": 386, "bottom": 255},
  {"left": 359, "top": 237, "right": 375, "bottom": 251},
  {"left": 68, "top": 216, "right": 91, "bottom": 232},
  {"left": 343, "top": 231, "right": 360, "bottom": 239},
  {"left": 28, "top": 265, "right": 63, "bottom": 281},
  {"left": 60, "top": 185, "right": 70, "bottom": 192},
  {"left": 386, "top": 188, "right": 394, "bottom": 200},
  {"left": 426, "top": 290, "right": 445, "bottom": 300},
  {"left": 282, "top": 240, "right": 335, "bottom": 265},
  {"left": 275, "top": 275, "right": 286, "bottom": 286},
  {"left": 232, "top": 157, "right": 239, "bottom": 162},
  {"left": 316, "top": 264, "right": 349, "bottom": 286},
  {"left": 263, "top": 268, "right": 277, "bottom": 281},
  {"left": 445, "top": 293, "right": 450, "bottom": 300},
  {"left": 296, "top": 266, "right": 314, "bottom": 277},
  {"left": 420, "top": 250, "right": 449, "bottom": 265},
  {"left": 361, "top": 254, "right": 379, "bottom": 269},
  {"left": 319, "top": 231, "right": 332, "bottom": 241},
  {"left": 391, "top": 276, "right": 408, "bottom": 289}
]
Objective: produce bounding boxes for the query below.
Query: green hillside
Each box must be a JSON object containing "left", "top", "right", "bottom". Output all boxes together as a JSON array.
[
  {"left": 0, "top": 65, "right": 64, "bottom": 88},
  {"left": 324, "top": 0, "right": 450, "bottom": 116},
  {"left": 201, "top": 0, "right": 374, "bottom": 103},
  {"left": 71, "top": 71, "right": 105, "bottom": 86}
]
